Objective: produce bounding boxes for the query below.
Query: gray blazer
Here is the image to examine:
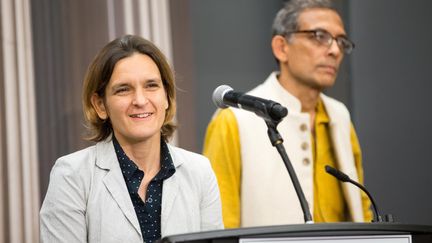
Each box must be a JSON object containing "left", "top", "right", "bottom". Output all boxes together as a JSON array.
[{"left": 40, "top": 139, "right": 223, "bottom": 243}]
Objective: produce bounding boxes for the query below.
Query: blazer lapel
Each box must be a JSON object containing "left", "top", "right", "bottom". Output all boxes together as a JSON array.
[
  {"left": 161, "top": 175, "right": 179, "bottom": 231},
  {"left": 95, "top": 140, "right": 142, "bottom": 237},
  {"left": 161, "top": 145, "right": 182, "bottom": 234}
]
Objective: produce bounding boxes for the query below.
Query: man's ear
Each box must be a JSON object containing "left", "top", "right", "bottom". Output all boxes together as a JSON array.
[
  {"left": 91, "top": 93, "right": 108, "bottom": 120},
  {"left": 271, "top": 35, "right": 290, "bottom": 63}
]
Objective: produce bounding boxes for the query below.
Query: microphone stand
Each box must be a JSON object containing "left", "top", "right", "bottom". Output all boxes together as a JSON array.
[
  {"left": 265, "top": 118, "right": 314, "bottom": 224},
  {"left": 350, "top": 180, "right": 382, "bottom": 223}
]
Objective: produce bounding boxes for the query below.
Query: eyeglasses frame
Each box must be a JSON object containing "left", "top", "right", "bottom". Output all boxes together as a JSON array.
[{"left": 284, "top": 28, "right": 355, "bottom": 54}]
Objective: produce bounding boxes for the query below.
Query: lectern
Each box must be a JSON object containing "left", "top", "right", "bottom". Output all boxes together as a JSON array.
[{"left": 160, "top": 223, "right": 432, "bottom": 243}]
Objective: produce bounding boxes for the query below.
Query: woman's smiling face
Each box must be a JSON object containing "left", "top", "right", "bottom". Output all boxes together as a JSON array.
[{"left": 92, "top": 53, "right": 168, "bottom": 145}]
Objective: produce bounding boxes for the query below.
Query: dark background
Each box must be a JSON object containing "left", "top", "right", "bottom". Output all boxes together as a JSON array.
[{"left": 173, "top": 0, "right": 432, "bottom": 224}]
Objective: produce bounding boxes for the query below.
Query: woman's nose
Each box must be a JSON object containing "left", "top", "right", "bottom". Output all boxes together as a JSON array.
[{"left": 132, "top": 90, "right": 148, "bottom": 106}]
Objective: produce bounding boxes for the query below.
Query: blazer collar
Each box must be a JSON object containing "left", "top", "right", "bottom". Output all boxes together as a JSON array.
[
  {"left": 264, "top": 72, "right": 303, "bottom": 113},
  {"left": 95, "top": 139, "right": 116, "bottom": 170}
]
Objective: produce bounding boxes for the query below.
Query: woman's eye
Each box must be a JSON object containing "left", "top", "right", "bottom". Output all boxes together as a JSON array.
[
  {"left": 114, "top": 87, "right": 129, "bottom": 94},
  {"left": 146, "top": 82, "right": 160, "bottom": 89}
]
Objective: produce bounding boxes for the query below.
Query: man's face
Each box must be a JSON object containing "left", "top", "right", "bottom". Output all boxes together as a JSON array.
[{"left": 284, "top": 8, "right": 347, "bottom": 91}]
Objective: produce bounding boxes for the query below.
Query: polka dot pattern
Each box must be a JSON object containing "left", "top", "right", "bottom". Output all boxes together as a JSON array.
[{"left": 113, "top": 136, "right": 175, "bottom": 243}]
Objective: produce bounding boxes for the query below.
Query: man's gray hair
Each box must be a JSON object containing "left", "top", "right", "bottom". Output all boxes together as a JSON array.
[{"left": 272, "top": 0, "right": 336, "bottom": 36}]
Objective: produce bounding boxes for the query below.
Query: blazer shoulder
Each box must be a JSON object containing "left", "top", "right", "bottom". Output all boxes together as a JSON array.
[{"left": 53, "top": 145, "right": 98, "bottom": 175}]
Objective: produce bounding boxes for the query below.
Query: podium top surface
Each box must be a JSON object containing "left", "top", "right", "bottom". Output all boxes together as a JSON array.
[{"left": 160, "top": 223, "right": 432, "bottom": 243}]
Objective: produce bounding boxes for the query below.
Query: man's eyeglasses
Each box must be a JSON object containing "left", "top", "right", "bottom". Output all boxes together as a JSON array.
[{"left": 286, "top": 29, "right": 355, "bottom": 54}]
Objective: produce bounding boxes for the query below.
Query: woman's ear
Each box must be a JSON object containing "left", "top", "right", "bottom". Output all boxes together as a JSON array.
[
  {"left": 91, "top": 93, "right": 108, "bottom": 120},
  {"left": 271, "top": 35, "right": 290, "bottom": 63},
  {"left": 164, "top": 91, "right": 169, "bottom": 110},
  {"left": 164, "top": 99, "right": 169, "bottom": 110}
]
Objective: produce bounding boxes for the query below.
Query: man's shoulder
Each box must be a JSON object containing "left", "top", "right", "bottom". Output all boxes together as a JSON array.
[{"left": 248, "top": 72, "right": 278, "bottom": 97}]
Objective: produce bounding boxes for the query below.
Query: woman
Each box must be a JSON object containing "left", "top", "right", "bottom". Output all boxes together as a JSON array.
[{"left": 40, "top": 35, "right": 223, "bottom": 243}]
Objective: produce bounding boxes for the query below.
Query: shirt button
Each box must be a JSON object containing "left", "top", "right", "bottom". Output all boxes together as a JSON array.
[
  {"left": 301, "top": 142, "right": 309, "bottom": 151},
  {"left": 300, "top": 123, "right": 308, "bottom": 132},
  {"left": 302, "top": 158, "right": 311, "bottom": 166}
]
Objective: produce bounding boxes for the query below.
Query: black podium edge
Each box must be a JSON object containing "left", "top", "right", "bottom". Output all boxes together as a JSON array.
[{"left": 160, "top": 223, "right": 432, "bottom": 243}]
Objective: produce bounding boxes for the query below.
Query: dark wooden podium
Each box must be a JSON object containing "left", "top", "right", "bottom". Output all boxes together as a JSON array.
[{"left": 160, "top": 223, "right": 432, "bottom": 243}]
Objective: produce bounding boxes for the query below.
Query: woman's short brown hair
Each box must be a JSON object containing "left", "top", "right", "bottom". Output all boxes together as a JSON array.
[{"left": 82, "top": 35, "right": 176, "bottom": 142}]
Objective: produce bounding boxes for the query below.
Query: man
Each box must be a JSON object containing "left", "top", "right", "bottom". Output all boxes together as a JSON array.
[{"left": 203, "top": 0, "right": 372, "bottom": 228}]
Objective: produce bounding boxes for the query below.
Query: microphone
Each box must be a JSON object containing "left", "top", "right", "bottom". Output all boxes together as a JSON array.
[
  {"left": 213, "top": 85, "right": 313, "bottom": 223},
  {"left": 325, "top": 165, "right": 383, "bottom": 222},
  {"left": 212, "top": 85, "right": 288, "bottom": 122}
]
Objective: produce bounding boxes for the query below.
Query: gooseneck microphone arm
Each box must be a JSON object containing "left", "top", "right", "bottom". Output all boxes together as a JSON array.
[
  {"left": 266, "top": 119, "right": 314, "bottom": 224},
  {"left": 325, "top": 165, "right": 382, "bottom": 222}
]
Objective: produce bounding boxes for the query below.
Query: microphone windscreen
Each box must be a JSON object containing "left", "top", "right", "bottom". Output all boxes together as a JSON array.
[{"left": 212, "top": 85, "right": 233, "bottom": 109}]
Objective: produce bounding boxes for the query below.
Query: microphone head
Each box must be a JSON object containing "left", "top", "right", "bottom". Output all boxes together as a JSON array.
[
  {"left": 325, "top": 165, "right": 337, "bottom": 175},
  {"left": 325, "top": 165, "right": 350, "bottom": 182},
  {"left": 212, "top": 85, "right": 233, "bottom": 109}
]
